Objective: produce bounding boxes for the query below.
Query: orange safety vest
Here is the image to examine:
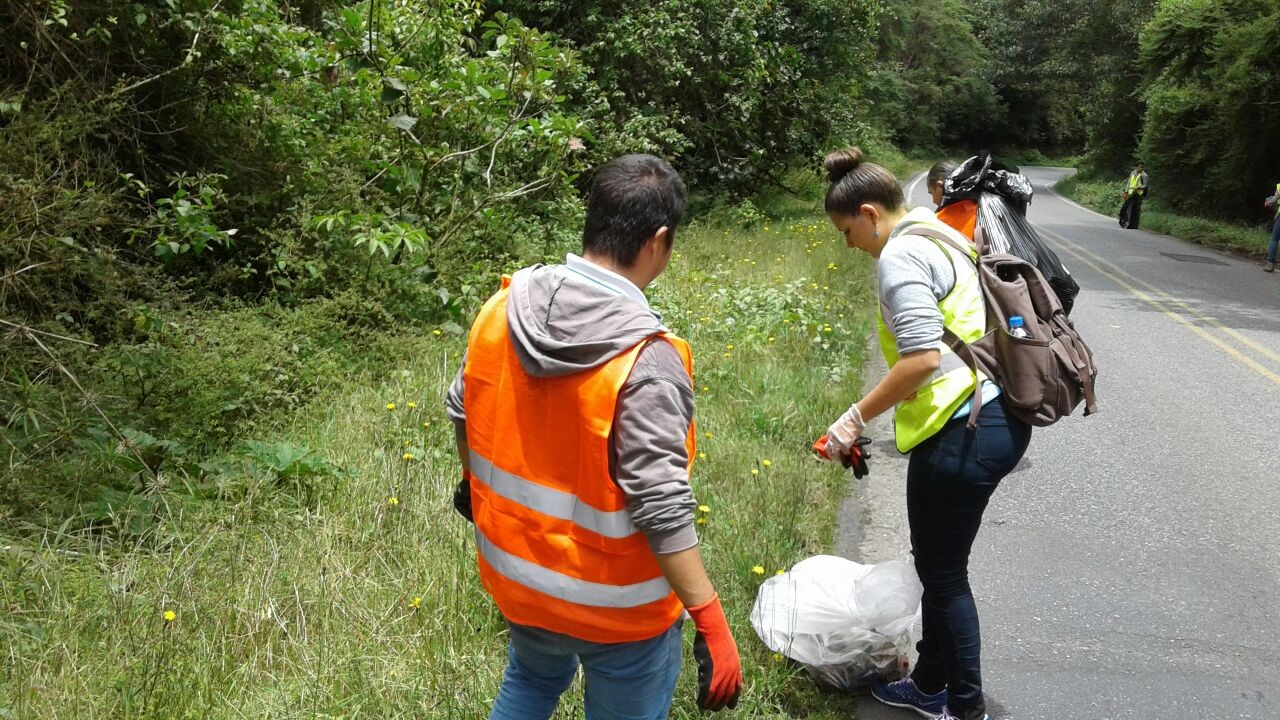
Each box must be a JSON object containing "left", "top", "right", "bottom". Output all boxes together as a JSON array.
[
  {"left": 463, "top": 277, "right": 694, "bottom": 643},
  {"left": 936, "top": 199, "right": 978, "bottom": 241}
]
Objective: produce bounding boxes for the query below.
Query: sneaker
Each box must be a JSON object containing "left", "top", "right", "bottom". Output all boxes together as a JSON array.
[
  {"left": 871, "top": 678, "right": 947, "bottom": 718},
  {"left": 935, "top": 712, "right": 989, "bottom": 720},
  {"left": 1265, "top": 261, "right": 1275, "bottom": 273}
]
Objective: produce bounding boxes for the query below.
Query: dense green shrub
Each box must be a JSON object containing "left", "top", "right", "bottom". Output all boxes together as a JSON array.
[{"left": 1137, "top": 0, "right": 1280, "bottom": 219}]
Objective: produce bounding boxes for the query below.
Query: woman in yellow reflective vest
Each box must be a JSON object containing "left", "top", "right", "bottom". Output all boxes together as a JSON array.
[
  {"left": 1118, "top": 161, "right": 1148, "bottom": 229},
  {"left": 819, "top": 147, "right": 1032, "bottom": 720}
]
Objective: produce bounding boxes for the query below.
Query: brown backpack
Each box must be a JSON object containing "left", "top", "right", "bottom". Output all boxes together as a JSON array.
[{"left": 903, "top": 227, "right": 1099, "bottom": 429}]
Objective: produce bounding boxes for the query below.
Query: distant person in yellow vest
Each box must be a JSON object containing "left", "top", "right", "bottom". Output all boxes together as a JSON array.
[
  {"left": 445, "top": 154, "right": 743, "bottom": 719},
  {"left": 820, "top": 147, "right": 1032, "bottom": 720},
  {"left": 1263, "top": 180, "right": 1279, "bottom": 272},
  {"left": 1118, "top": 161, "right": 1149, "bottom": 229}
]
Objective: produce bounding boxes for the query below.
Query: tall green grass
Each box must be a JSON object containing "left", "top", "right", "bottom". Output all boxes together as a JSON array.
[{"left": 1, "top": 209, "right": 879, "bottom": 718}]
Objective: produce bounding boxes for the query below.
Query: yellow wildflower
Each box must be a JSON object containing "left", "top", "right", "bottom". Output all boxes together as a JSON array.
[
  {"left": 388, "top": 496, "right": 399, "bottom": 506},
  {"left": 696, "top": 517, "right": 707, "bottom": 525},
  {"left": 407, "top": 402, "right": 417, "bottom": 409},
  {"left": 698, "top": 452, "right": 706, "bottom": 460},
  {"left": 163, "top": 609, "right": 176, "bottom": 623},
  {"left": 704, "top": 432, "right": 714, "bottom": 439},
  {"left": 698, "top": 504, "right": 711, "bottom": 513},
  {"left": 752, "top": 565, "right": 765, "bottom": 575},
  {"left": 776, "top": 569, "right": 785, "bottom": 576},
  {"left": 409, "top": 596, "right": 422, "bottom": 609},
  {"left": 751, "top": 468, "right": 759, "bottom": 476},
  {"left": 774, "top": 652, "right": 784, "bottom": 662},
  {"left": 386, "top": 403, "right": 396, "bottom": 411},
  {"left": 432, "top": 329, "right": 443, "bottom": 336},
  {"left": 402, "top": 453, "right": 415, "bottom": 462},
  {"left": 761, "top": 459, "right": 772, "bottom": 468}
]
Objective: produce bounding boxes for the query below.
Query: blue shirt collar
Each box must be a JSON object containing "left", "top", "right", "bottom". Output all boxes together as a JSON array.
[{"left": 564, "top": 254, "right": 652, "bottom": 310}]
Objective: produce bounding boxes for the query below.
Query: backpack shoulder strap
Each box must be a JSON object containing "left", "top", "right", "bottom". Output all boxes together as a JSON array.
[
  {"left": 902, "top": 225, "right": 988, "bottom": 431},
  {"left": 900, "top": 225, "right": 979, "bottom": 264}
]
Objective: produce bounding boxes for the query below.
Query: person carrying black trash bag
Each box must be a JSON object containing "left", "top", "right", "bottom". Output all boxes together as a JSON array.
[
  {"left": 1118, "top": 161, "right": 1149, "bottom": 229},
  {"left": 819, "top": 147, "right": 1033, "bottom": 720},
  {"left": 936, "top": 153, "right": 1081, "bottom": 316}
]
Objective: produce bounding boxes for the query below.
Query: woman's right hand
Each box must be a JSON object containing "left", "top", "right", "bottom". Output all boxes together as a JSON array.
[{"left": 826, "top": 403, "right": 865, "bottom": 457}]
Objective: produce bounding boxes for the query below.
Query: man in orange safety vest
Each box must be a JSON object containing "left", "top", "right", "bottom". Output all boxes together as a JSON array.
[{"left": 445, "top": 154, "right": 743, "bottom": 719}]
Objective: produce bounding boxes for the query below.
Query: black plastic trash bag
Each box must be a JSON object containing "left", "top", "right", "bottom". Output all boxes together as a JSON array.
[{"left": 941, "top": 155, "right": 1080, "bottom": 316}]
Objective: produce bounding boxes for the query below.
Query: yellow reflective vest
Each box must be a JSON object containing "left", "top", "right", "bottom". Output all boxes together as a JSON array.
[
  {"left": 1127, "top": 171, "right": 1147, "bottom": 196},
  {"left": 877, "top": 212, "right": 988, "bottom": 453}
]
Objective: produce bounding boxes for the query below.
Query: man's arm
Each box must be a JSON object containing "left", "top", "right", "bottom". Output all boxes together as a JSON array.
[
  {"left": 653, "top": 544, "right": 715, "bottom": 607},
  {"left": 445, "top": 355, "right": 472, "bottom": 520},
  {"left": 455, "top": 424, "right": 470, "bottom": 475}
]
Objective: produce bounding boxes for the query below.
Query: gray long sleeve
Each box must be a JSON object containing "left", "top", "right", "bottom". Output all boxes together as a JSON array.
[
  {"left": 610, "top": 339, "right": 698, "bottom": 555},
  {"left": 877, "top": 235, "right": 957, "bottom": 355}
]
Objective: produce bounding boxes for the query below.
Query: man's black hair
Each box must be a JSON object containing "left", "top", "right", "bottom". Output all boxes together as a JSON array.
[{"left": 582, "top": 154, "right": 687, "bottom": 267}]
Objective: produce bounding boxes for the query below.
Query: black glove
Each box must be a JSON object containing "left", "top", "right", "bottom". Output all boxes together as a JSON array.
[
  {"left": 452, "top": 473, "right": 474, "bottom": 523},
  {"left": 841, "top": 438, "right": 872, "bottom": 479}
]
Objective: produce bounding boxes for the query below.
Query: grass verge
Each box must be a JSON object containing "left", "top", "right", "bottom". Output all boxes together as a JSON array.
[
  {"left": 1056, "top": 173, "right": 1273, "bottom": 258},
  {"left": 1, "top": 205, "right": 877, "bottom": 718}
]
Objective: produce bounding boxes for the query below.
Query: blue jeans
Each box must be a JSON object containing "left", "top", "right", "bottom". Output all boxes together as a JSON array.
[
  {"left": 1268, "top": 215, "right": 1280, "bottom": 263},
  {"left": 489, "top": 621, "right": 683, "bottom": 720},
  {"left": 907, "top": 398, "right": 1031, "bottom": 720}
]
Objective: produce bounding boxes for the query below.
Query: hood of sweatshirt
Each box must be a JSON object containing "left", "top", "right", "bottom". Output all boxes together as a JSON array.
[{"left": 505, "top": 257, "right": 667, "bottom": 378}]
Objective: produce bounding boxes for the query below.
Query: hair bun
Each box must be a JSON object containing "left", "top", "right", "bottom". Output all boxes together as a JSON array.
[{"left": 824, "top": 147, "right": 865, "bottom": 184}]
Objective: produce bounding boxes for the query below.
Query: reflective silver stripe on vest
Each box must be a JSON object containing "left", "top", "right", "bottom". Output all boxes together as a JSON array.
[
  {"left": 476, "top": 530, "right": 673, "bottom": 608},
  {"left": 470, "top": 451, "right": 639, "bottom": 539}
]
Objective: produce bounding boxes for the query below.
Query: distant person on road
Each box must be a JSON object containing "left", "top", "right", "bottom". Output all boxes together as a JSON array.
[
  {"left": 1263, "top": 179, "right": 1279, "bottom": 272},
  {"left": 820, "top": 147, "right": 1032, "bottom": 720},
  {"left": 445, "top": 154, "right": 743, "bottom": 719},
  {"left": 929, "top": 160, "right": 978, "bottom": 241},
  {"left": 1118, "top": 161, "right": 1149, "bottom": 229}
]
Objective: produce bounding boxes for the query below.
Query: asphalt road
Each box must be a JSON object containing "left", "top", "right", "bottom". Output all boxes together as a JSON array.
[{"left": 842, "top": 167, "right": 1280, "bottom": 719}]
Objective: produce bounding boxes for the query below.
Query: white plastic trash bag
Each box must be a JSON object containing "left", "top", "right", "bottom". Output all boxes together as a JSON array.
[{"left": 750, "top": 555, "right": 922, "bottom": 690}]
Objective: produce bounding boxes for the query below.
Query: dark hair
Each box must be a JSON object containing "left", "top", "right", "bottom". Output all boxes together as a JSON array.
[
  {"left": 824, "top": 147, "right": 904, "bottom": 215},
  {"left": 582, "top": 154, "right": 687, "bottom": 267},
  {"left": 928, "top": 160, "right": 958, "bottom": 188}
]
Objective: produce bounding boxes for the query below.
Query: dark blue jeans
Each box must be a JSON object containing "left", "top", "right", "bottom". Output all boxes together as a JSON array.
[{"left": 907, "top": 398, "right": 1031, "bottom": 720}]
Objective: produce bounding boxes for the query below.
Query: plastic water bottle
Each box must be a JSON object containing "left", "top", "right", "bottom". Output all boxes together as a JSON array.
[{"left": 1008, "top": 315, "right": 1030, "bottom": 338}]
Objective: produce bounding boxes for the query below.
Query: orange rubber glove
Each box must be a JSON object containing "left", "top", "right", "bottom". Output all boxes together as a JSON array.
[{"left": 686, "top": 594, "right": 742, "bottom": 711}]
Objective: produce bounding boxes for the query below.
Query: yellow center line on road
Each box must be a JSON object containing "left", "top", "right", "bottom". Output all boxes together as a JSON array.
[
  {"left": 1035, "top": 227, "right": 1280, "bottom": 387},
  {"left": 1039, "top": 226, "right": 1280, "bottom": 367}
]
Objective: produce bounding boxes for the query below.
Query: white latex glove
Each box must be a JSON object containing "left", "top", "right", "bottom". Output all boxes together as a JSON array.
[{"left": 826, "top": 403, "right": 865, "bottom": 457}]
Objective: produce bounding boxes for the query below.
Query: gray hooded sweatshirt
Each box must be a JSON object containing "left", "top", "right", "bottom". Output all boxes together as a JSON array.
[{"left": 444, "top": 254, "right": 698, "bottom": 554}]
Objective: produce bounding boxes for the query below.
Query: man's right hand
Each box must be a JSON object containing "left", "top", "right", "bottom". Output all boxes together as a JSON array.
[{"left": 686, "top": 594, "right": 742, "bottom": 711}]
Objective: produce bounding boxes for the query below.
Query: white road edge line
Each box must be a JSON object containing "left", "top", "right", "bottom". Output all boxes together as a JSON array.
[
  {"left": 1041, "top": 173, "right": 1118, "bottom": 222},
  {"left": 905, "top": 171, "right": 927, "bottom": 206}
]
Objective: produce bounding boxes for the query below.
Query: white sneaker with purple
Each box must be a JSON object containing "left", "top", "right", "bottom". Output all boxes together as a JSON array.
[{"left": 870, "top": 678, "right": 947, "bottom": 718}]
